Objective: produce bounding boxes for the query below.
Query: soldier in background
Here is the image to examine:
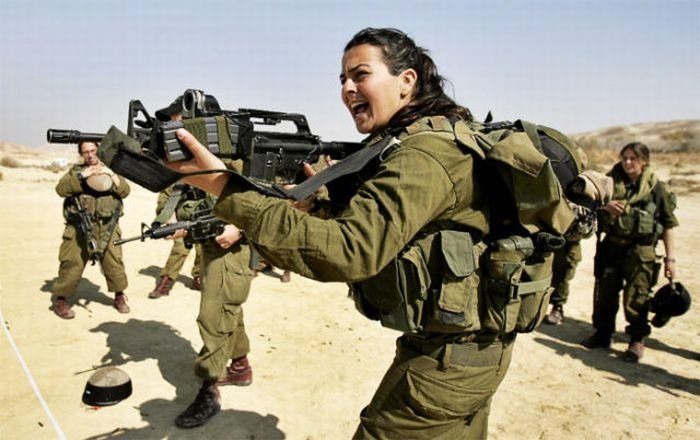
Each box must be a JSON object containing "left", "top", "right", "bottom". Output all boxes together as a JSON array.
[
  {"left": 147, "top": 183, "right": 202, "bottom": 298},
  {"left": 153, "top": 96, "right": 255, "bottom": 429},
  {"left": 50, "top": 141, "right": 131, "bottom": 319}
]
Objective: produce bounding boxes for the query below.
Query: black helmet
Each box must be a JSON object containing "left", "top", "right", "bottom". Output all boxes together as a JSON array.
[
  {"left": 82, "top": 367, "right": 132, "bottom": 406},
  {"left": 650, "top": 282, "right": 692, "bottom": 328}
]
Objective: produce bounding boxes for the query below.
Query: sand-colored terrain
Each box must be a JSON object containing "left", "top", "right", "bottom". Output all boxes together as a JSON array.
[{"left": 0, "top": 145, "right": 698, "bottom": 439}]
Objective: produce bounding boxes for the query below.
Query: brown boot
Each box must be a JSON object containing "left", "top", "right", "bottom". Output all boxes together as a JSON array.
[
  {"left": 190, "top": 276, "right": 202, "bottom": 291},
  {"left": 114, "top": 292, "right": 130, "bottom": 314},
  {"left": 622, "top": 340, "right": 645, "bottom": 363},
  {"left": 149, "top": 276, "right": 173, "bottom": 299},
  {"left": 175, "top": 381, "right": 221, "bottom": 428},
  {"left": 217, "top": 355, "right": 253, "bottom": 386},
  {"left": 52, "top": 296, "right": 75, "bottom": 319}
]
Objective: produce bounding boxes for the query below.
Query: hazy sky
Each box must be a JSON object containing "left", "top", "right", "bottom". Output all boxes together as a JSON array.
[{"left": 1, "top": 0, "right": 698, "bottom": 147}]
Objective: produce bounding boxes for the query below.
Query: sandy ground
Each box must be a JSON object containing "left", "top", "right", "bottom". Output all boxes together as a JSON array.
[{"left": 0, "top": 153, "right": 698, "bottom": 440}]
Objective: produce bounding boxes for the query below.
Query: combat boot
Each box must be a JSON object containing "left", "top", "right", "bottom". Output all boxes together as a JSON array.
[
  {"left": 544, "top": 305, "right": 564, "bottom": 325},
  {"left": 114, "top": 292, "right": 130, "bottom": 314},
  {"left": 581, "top": 331, "right": 611, "bottom": 349},
  {"left": 149, "top": 276, "right": 173, "bottom": 299},
  {"left": 190, "top": 276, "right": 202, "bottom": 291},
  {"left": 622, "top": 338, "right": 645, "bottom": 363},
  {"left": 217, "top": 355, "right": 253, "bottom": 386},
  {"left": 52, "top": 296, "right": 75, "bottom": 319},
  {"left": 175, "top": 381, "right": 221, "bottom": 428}
]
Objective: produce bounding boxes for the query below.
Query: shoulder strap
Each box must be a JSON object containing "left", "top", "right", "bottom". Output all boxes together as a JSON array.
[
  {"left": 276, "top": 136, "right": 399, "bottom": 201},
  {"left": 153, "top": 184, "right": 185, "bottom": 225}
]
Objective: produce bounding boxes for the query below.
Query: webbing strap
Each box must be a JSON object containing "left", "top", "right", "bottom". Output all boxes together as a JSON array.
[
  {"left": 153, "top": 185, "right": 184, "bottom": 225},
  {"left": 516, "top": 275, "right": 553, "bottom": 295}
]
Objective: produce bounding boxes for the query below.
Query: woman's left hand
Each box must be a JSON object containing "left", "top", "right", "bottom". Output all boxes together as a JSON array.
[
  {"left": 664, "top": 260, "right": 677, "bottom": 280},
  {"left": 163, "top": 129, "right": 230, "bottom": 196}
]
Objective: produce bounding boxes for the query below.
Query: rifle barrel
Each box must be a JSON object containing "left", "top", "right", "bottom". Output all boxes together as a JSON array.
[{"left": 47, "top": 129, "right": 105, "bottom": 144}]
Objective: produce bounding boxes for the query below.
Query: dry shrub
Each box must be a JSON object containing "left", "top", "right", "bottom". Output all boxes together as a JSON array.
[
  {"left": 0, "top": 156, "right": 23, "bottom": 168},
  {"left": 41, "top": 163, "right": 67, "bottom": 173},
  {"left": 576, "top": 138, "right": 617, "bottom": 172}
]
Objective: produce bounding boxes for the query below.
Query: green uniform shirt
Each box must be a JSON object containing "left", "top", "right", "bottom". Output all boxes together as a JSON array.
[{"left": 214, "top": 116, "right": 487, "bottom": 282}]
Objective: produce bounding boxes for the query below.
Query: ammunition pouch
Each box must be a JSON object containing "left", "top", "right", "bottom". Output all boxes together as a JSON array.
[
  {"left": 350, "top": 230, "right": 483, "bottom": 335},
  {"left": 95, "top": 195, "right": 121, "bottom": 219}
]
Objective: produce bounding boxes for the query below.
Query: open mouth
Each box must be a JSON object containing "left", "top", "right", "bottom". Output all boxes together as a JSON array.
[{"left": 351, "top": 101, "right": 369, "bottom": 117}]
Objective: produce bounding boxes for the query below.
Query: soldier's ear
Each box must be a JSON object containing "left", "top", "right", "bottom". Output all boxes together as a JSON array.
[{"left": 398, "top": 68, "right": 417, "bottom": 99}]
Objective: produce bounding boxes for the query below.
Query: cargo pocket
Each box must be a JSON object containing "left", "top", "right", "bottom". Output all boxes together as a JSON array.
[
  {"left": 353, "top": 244, "right": 431, "bottom": 334},
  {"left": 404, "top": 364, "right": 491, "bottom": 421},
  {"left": 217, "top": 303, "right": 242, "bottom": 334},
  {"left": 424, "top": 231, "right": 481, "bottom": 333}
]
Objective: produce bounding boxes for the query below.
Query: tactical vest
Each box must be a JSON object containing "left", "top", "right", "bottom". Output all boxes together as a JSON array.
[
  {"left": 599, "top": 168, "right": 670, "bottom": 244},
  {"left": 63, "top": 167, "right": 122, "bottom": 221},
  {"left": 350, "top": 117, "right": 575, "bottom": 336}
]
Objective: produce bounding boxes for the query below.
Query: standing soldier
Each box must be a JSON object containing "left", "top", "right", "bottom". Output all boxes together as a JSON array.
[
  {"left": 152, "top": 96, "right": 255, "bottom": 428},
  {"left": 147, "top": 183, "right": 202, "bottom": 298},
  {"left": 582, "top": 142, "right": 678, "bottom": 363},
  {"left": 51, "top": 141, "right": 131, "bottom": 319}
]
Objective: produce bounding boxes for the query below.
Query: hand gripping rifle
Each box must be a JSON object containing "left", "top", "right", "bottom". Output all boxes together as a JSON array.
[
  {"left": 114, "top": 211, "right": 225, "bottom": 249},
  {"left": 47, "top": 89, "right": 363, "bottom": 196}
]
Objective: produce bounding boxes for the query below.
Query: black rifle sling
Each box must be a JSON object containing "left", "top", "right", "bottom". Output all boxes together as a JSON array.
[{"left": 276, "top": 136, "right": 398, "bottom": 201}]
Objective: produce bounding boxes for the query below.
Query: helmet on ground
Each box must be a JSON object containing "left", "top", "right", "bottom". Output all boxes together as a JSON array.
[
  {"left": 82, "top": 367, "right": 132, "bottom": 406},
  {"left": 650, "top": 282, "right": 691, "bottom": 328}
]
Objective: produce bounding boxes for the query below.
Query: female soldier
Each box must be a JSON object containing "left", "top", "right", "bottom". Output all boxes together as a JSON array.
[
  {"left": 582, "top": 142, "right": 678, "bottom": 363},
  {"left": 168, "top": 28, "right": 514, "bottom": 439}
]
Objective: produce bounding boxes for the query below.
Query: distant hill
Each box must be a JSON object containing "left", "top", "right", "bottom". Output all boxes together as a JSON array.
[{"left": 571, "top": 119, "right": 700, "bottom": 153}]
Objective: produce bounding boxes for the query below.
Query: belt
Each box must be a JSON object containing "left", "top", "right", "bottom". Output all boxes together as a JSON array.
[
  {"left": 402, "top": 333, "right": 515, "bottom": 368},
  {"left": 606, "top": 235, "right": 655, "bottom": 247}
]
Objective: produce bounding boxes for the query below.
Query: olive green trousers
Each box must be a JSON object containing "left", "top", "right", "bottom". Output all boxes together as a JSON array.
[
  {"left": 194, "top": 241, "right": 253, "bottom": 381},
  {"left": 52, "top": 223, "right": 128, "bottom": 297},
  {"left": 159, "top": 238, "right": 200, "bottom": 280},
  {"left": 549, "top": 240, "right": 583, "bottom": 306},
  {"left": 353, "top": 334, "right": 514, "bottom": 439}
]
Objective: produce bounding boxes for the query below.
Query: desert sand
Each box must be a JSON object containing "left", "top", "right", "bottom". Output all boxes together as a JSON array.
[{"left": 0, "top": 147, "right": 698, "bottom": 440}]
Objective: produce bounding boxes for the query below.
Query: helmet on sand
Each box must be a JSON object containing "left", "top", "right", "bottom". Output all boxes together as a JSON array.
[
  {"left": 82, "top": 367, "right": 132, "bottom": 406},
  {"left": 650, "top": 282, "right": 692, "bottom": 328}
]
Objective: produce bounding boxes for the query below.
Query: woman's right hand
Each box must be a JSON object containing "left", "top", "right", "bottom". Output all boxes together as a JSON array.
[{"left": 602, "top": 200, "right": 625, "bottom": 217}]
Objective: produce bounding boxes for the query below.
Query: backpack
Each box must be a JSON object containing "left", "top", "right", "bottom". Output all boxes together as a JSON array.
[{"left": 351, "top": 118, "right": 592, "bottom": 336}]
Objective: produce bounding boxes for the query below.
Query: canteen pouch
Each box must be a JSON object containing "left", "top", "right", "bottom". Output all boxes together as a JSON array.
[{"left": 481, "top": 248, "right": 554, "bottom": 334}]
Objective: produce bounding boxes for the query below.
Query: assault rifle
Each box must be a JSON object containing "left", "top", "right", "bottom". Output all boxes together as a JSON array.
[
  {"left": 47, "top": 89, "right": 363, "bottom": 194},
  {"left": 114, "top": 211, "right": 225, "bottom": 248},
  {"left": 69, "top": 197, "right": 102, "bottom": 265}
]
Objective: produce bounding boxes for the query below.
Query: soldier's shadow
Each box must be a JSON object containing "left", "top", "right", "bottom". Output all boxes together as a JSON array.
[
  {"left": 84, "top": 319, "right": 285, "bottom": 439},
  {"left": 41, "top": 277, "right": 117, "bottom": 311},
  {"left": 535, "top": 315, "right": 700, "bottom": 397},
  {"left": 138, "top": 265, "right": 194, "bottom": 289}
]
